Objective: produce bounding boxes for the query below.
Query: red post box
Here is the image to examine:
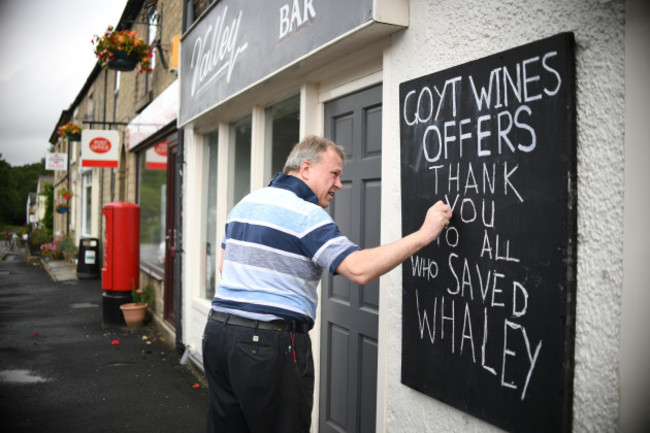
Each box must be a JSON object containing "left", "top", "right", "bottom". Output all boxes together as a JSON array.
[{"left": 101, "top": 202, "right": 140, "bottom": 325}]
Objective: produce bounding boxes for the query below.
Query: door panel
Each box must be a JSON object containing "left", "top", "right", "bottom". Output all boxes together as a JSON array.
[
  {"left": 320, "top": 84, "right": 382, "bottom": 433},
  {"left": 164, "top": 138, "right": 177, "bottom": 326}
]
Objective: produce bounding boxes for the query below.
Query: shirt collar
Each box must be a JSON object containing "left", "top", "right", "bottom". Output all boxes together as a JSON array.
[{"left": 269, "top": 172, "right": 318, "bottom": 205}]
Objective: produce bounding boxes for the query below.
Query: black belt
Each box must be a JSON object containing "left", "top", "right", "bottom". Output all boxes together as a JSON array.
[{"left": 209, "top": 310, "right": 310, "bottom": 333}]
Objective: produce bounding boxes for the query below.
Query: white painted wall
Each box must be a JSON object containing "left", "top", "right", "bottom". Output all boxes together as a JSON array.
[
  {"left": 381, "top": 0, "right": 629, "bottom": 432},
  {"left": 621, "top": 1, "right": 650, "bottom": 432},
  {"left": 181, "top": 125, "right": 213, "bottom": 365}
]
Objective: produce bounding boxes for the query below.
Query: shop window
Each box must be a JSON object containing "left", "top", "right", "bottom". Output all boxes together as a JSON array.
[
  {"left": 146, "top": 8, "right": 158, "bottom": 92},
  {"left": 138, "top": 142, "right": 168, "bottom": 273},
  {"left": 113, "top": 71, "right": 120, "bottom": 121},
  {"left": 203, "top": 132, "right": 219, "bottom": 300},
  {"left": 229, "top": 116, "right": 251, "bottom": 210},
  {"left": 265, "top": 95, "right": 300, "bottom": 178},
  {"left": 81, "top": 171, "right": 92, "bottom": 237}
]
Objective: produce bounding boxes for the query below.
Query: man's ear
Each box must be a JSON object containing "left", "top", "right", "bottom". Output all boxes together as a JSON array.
[{"left": 299, "top": 160, "right": 311, "bottom": 180}]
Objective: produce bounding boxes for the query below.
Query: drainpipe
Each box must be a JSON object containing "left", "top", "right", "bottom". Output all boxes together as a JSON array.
[{"left": 66, "top": 128, "right": 71, "bottom": 237}]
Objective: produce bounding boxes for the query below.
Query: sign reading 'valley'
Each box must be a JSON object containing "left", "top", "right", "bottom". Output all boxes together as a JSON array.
[
  {"left": 399, "top": 33, "right": 576, "bottom": 433},
  {"left": 179, "top": 0, "right": 375, "bottom": 125}
]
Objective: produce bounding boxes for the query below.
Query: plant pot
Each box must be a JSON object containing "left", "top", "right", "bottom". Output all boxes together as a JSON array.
[
  {"left": 120, "top": 303, "right": 148, "bottom": 328},
  {"left": 57, "top": 207, "right": 68, "bottom": 214},
  {"left": 67, "top": 133, "right": 81, "bottom": 141},
  {"left": 108, "top": 49, "right": 139, "bottom": 71}
]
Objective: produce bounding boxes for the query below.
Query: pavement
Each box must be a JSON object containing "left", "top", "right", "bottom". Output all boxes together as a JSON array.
[{"left": 0, "top": 242, "right": 209, "bottom": 433}]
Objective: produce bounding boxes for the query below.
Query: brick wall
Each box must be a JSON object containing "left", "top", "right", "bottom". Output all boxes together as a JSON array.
[{"left": 63, "top": 0, "right": 182, "bottom": 231}]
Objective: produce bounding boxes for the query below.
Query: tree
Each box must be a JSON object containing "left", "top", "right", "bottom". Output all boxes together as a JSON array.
[
  {"left": 0, "top": 155, "right": 49, "bottom": 225},
  {"left": 0, "top": 157, "right": 18, "bottom": 224}
]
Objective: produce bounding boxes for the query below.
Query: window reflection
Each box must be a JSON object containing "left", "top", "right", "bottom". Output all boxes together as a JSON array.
[
  {"left": 230, "top": 116, "right": 251, "bottom": 210},
  {"left": 266, "top": 95, "right": 300, "bottom": 177},
  {"left": 139, "top": 141, "right": 168, "bottom": 271}
]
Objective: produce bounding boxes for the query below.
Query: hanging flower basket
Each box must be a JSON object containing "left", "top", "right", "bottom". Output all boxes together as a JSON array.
[
  {"left": 57, "top": 121, "right": 81, "bottom": 141},
  {"left": 92, "top": 26, "right": 153, "bottom": 74},
  {"left": 58, "top": 188, "right": 73, "bottom": 201},
  {"left": 107, "top": 48, "right": 139, "bottom": 71},
  {"left": 56, "top": 205, "right": 68, "bottom": 214}
]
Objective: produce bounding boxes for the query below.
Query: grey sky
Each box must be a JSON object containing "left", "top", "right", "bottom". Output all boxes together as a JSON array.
[{"left": 0, "top": 0, "right": 128, "bottom": 167}]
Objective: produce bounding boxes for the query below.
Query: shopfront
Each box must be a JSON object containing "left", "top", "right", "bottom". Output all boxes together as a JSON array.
[
  {"left": 179, "top": 0, "right": 407, "bottom": 431},
  {"left": 125, "top": 80, "right": 180, "bottom": 330}
]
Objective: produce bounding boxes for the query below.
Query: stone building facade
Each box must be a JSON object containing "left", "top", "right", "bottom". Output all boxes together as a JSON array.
[{"left": 49, "top": 0, "right": 183, "bottom": 338}]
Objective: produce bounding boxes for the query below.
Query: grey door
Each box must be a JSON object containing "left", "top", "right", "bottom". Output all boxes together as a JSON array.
[{"left": 320, "top": 84, "right": 382, "bottom": 433}]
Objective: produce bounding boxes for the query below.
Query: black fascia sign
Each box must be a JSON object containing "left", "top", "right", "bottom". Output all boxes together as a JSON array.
[{"left": 399, "top": 33, "right": 576, "bottom": 433}]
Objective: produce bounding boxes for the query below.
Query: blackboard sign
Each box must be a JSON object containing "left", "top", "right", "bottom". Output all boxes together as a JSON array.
[{"left": 400, "top": 33, "right": 576, "bottom": 433}]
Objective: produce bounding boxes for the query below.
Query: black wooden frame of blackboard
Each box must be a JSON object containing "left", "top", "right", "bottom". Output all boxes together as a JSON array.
[{"left": 398, "top": 32, "right": 577, "bottom": 433}]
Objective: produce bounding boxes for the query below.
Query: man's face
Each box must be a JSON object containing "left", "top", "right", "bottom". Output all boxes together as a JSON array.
[{"left": 303, "top": 148, "right": 343, "bottom": 208}]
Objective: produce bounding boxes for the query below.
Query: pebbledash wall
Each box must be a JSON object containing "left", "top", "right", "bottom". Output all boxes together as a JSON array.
[{"left": 379, "top": 1, "right": 648, "bottom": 433}]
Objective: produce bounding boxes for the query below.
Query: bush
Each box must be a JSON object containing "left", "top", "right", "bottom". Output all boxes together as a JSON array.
[
  {"left": 40, "top": 238, "right": 64, "bottom": 260},
  {"left": 30, "top": 229, "right": 52, "bottom": 252},
  {"left": 60, "top": 236, "right": 78, "bottom": 261}
]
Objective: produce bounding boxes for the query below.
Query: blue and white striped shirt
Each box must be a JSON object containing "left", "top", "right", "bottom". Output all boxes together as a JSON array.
[{"left": 211, "top": 173, "right": 359, "bottom": 327}]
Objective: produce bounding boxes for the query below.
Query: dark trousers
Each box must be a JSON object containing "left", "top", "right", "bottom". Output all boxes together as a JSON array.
[{"left": 202, "top": 317, "right": 314, "bottom": 433}]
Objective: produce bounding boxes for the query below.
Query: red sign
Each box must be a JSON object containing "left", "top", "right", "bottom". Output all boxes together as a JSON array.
[
  {"left": 154, "top": 142, "right": 168, "bottom": 156},
  {"left": 89, "top": 138, "right": 112, "bottom": 154},
  {"left": 145, "top": 141, "right": 168, "bottom": 170},
  {"left": 81, "top": 130, "right": 120, "bottom": 168}
]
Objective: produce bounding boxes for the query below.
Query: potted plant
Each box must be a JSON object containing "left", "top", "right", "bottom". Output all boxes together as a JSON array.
[
  {"left": 57, "top": 121, "right": 81, "bottom": 141},
  {"left": 40, "top": 238, "right": 64, "bottom": 261},
  {"left": 120, "top": 283, "right": 154, "bottom": 328},
  {"left": 92, "top": 25, "right": 153, "bottom": 73},
  {"left": 55, "top": 202, "right": 69, "bottom": 214},
  {"left": 60, "top": 236, "right": 78, "bottom": 263}
]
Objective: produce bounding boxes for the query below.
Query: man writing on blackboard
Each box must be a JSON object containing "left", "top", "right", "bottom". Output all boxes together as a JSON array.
[{"left": 202, "top": 135, "right": 452, "bottom": 433}]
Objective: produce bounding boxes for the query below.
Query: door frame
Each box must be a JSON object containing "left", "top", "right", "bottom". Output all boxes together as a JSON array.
[
  {"left": 164, "top": 135, "right": 178, "bottom": 326},
  {"left": 319, "top": 84, "right": 383, "bottom": 433}
]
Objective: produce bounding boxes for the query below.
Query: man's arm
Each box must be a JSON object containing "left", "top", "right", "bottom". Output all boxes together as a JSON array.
[{"left": 335, "top": 200, "right": 452, "bottom": 285}]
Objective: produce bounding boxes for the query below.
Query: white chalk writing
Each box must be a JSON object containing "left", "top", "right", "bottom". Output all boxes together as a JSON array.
[{"left": 403, "top": 48, "right": 567, "bottom": 403}]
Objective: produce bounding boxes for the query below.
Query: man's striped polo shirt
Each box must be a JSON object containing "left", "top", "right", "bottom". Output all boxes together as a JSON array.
[{"left": 211, "top": 173, "right": 360, "bottom": 328}]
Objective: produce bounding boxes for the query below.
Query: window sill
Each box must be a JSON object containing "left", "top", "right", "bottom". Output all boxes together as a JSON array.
[{"left": 140, "top": 261, "right": 164, "bottom": 280}]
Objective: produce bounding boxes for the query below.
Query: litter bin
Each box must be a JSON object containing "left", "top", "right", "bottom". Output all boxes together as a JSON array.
[{"left": 76, "top": 238, "right": 100, "bottom": 279}]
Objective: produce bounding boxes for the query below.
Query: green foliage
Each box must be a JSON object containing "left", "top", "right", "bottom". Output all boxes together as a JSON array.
[
  {"left": 0, "top": 158, "right": 17, "bottom": 224},
  {"left": 40, "top": 183, "right": 54, "bottom": 231},
  {"left": 30, "top": 229, "right": 52, "bottom": 250},
  {"left": 132, "top": 283, "right": 154, "bottom": 305},
  {"left": 0, "top": 155, "right": 49, "bottom": 225},
  {"left": 139, "top": 165, "right": 166, "bottom": 245},
  {"left": 60, "top": 236, "right": 77, "bottom": 260}
]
